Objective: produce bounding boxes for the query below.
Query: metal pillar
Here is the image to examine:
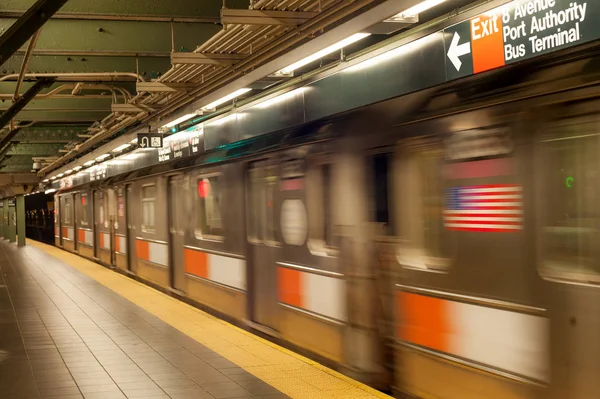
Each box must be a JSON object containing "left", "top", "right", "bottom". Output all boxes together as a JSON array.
[
  {"left": 0, "top": 201, "right": 4, "bottom": 239},
  {"left": 2, "top": 199, "right": 7, "bottom": 239},
  {"left": 17, "top": 195, "right": 25, "bottom": 246},
  {"left": 7, "top": 199, "right": 16, "bottom": 243}
]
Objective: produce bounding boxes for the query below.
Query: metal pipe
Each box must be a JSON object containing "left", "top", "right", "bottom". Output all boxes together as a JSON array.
[
  {"left": 15, "top": 49, "right": 171, "bottom": 58},
  {"left": 0, "top": 72, "right": 146, "bottom": 82},
  {"left": 14, "top": 29, "right": 41, "bottom": 101}
]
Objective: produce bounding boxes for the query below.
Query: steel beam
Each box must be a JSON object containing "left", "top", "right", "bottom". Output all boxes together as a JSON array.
[
  {"left": 13, "top": 126, "right": 86, "bottom": 142},
  {"left": 136, "top": 82, "right": 197, "bottom": 93},
  {"left": 0, "top": 78, "right": 56, "bottom": 131},
  {"left": 7, "top": 143, "right": 65, "bottom": 156},
  {"left": 221, "top": 9, "right": 317, "bottom": 25},
  {"left": 170, "top": 52, "right": 246, "bottom": 65},
  {"left": 0, "top": 0, "right": 70, "bottom": 67},
  {"left": 0, "top": 11, "right": 219, "bottom": 24}
]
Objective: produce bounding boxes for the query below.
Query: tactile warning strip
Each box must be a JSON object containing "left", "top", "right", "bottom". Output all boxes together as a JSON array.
[{"left": 29, "top": 241, "right": 392, "bottom": 399}]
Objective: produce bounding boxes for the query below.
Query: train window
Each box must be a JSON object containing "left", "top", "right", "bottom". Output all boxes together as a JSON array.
[
  {"left": 307, "top": 161, "right": 337, "bottom": 255},
  {"left": 370, "top": 153, "right": 394, "bottom": 235},
  {"left": 63, "top": 197, "right": 72, "bottom": 225},
  {"left": 80, "top": 194, "right": 88, "bottom": 226},
  {"left": 248, "top": 165, "right": 277, "bottom": 243},
  {"left": 395, "top": 143, "right": 452, "bottom": 271},
  {"left": 195, "top": 175, "right": 223, "bottom": 239},
  {"left": 539, "top": 125, "right": 600, "bottom": 281},
  {"left": 141, "top": 185, "right": 156, "bottom": 233}
]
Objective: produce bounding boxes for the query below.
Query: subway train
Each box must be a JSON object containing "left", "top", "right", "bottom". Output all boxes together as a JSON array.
[{"left": 52, "top": 40, "right": 600, "bottom": 399}]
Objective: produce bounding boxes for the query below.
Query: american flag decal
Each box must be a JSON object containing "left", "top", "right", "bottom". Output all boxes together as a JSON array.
[{"left": 444, "top": 185, "right": 523, "bottom": 232}]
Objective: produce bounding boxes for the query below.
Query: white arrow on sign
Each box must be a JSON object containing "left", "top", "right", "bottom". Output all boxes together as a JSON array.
[
  {"left": 447, "top": 31, "right": 471, "bottom": 71},
  {"left": 140, "top": 137, "right": 149, "bottom": 148}
]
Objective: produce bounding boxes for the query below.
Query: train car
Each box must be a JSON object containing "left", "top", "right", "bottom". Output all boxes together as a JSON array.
[{"left": 50, "top": 23, "right": 600, "bottom": 399}]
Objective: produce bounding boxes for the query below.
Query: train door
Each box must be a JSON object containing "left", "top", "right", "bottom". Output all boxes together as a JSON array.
[
  {"left": 126, "top": 184, "right": 137, "bottom": 273},
  {"left": 247, "top": 161, "right": 279, "bottom": 331},
  {"left": 168, "top": 175, "right": 186, "bottom": 292}
]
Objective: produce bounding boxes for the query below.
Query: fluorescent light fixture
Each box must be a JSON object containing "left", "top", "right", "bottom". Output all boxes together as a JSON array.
[
  {"left": 202, "top": 88, "right": 252, "bottom": 110},
  {"left": 163, "top": 113, "right": 197, "bottom": 128},
  {"left": 393, "top": 0, "right": 447, "bottom": 18},
  {"left": 344, "top": 35, "right": 434, "bottom": 72},
  {"left": 83, "top": 160, "right": 95, "bottom": 166},
  {"left": 130, "top": 138, "right": 138, "bottom": 144},
  {"left": 95, "top": 154, "right": 110, "bottom": 161},
  {"left": 254, "top": 88, "right": 306, "bottom": 109},
  {"left": 73, "top": 166, "right": 82, "bottom": 171},
  {"left": 57, "top": 173, "right": 64, "bottom": 178},
  {"left": 64, "top": 169, "right": 73, "bottom": 175},
  {"left": 45, "top": 189, "right": 56, "bottom": 194},
  {"left": 43, "top": 179, "right": 49, "bottom": 183},
  {"left": 50, "top": 176, "right": 57, "bottom": 180},
  {"left": 112, "top": 143, "right": 132, "bottom": 153},
  {"left": 277, "top": 33, "right": 370, "bottom": 75}
]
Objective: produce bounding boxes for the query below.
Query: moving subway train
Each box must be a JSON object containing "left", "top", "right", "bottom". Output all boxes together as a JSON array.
[{"left": 51, "top": 26, "right": 600, "bottom": 399}]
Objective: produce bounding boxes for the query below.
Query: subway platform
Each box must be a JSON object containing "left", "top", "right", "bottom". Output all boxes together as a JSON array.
[{"left": 0, "top": 240, "right": 391, "bottom": 399}]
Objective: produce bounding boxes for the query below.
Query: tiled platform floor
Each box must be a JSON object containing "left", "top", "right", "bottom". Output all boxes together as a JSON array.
[
  {"left": 1, "top": 240, "right": 391, "bottom": 399},
  {"left": 0, "top": 241, "right": 290, "bottom": 399}
]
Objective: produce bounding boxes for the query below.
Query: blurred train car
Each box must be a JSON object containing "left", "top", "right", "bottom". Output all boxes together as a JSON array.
[{"left": 51, "top": 22, "right": 600, "bottom": 399}]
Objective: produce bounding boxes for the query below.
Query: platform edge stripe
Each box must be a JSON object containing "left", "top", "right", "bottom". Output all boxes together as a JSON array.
[
  {"left": 28, "top": 240, "right": 393, "bottom": 399},
  {"left": 148, "top": 241, "right": 168, "bottom": 266},
  {"left": 304, "top": 272, "right": 347, "bottom": 321},
  {"left": 207, "top": 253, "right": 246, "bottom": 290}
]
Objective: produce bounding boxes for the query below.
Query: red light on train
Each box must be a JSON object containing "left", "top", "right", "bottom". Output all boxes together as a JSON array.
[
  {"left": 198, "top": 179, "right": 210, "bottom": 198},
  {"left": 81, "top": 196, "right": 86, "bottom": 206}
]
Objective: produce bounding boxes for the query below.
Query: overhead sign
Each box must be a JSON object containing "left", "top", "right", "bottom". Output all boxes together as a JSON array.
[
  {"left": 137, "top": 133, "right": 163, "bottom": 149},
  {"left": 444, "top": 0, "right": 597, "bottom": 79},
  {"left": 8, "top": 199, "right": 15, "bottom": 207}
]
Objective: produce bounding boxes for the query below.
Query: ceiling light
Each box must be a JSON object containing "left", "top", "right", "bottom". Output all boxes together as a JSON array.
[
  {"left": 391, "top": 0, "right": 447, "bottom": 19},
  {"left": 42, "top": 179, "right": 49, "bottom": 183},
  {"left": 57, "top": 173, "right": 64, "bottom": 178},
  {"left": 45, "top": 189, "right": 56, "bottom": 194},
  {"left": 73, "top": 166, "right": 82, "bottom": 171},
  {"left": 163, "top": 113, "right": 197, "bottom": 128},
  {"left": 276, "top": 33, "right": 370, "bottom": 75},
  {"left": 50, "top": 176, "right": 57, "bottom": 180},
  {"left": 130, "top": 138, "right": 138, "bottom": 144},
  {"left": 83, "top": 160, "right": 95, "bottom": 166},
  {"left": 64, "top": 169, "right": 73, "bottom": 175},
  {"left": 112, "top": 143, "right": 132, "bottom": 153},
  {"left": 95, "top": 154, "right": 110, "bottom": 161},
  {"left": 202, "top": 88, "right": 252, "bottom": 110}
]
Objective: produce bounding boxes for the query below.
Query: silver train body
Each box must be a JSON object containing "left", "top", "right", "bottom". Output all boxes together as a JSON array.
[{"left": 53, "top": 46, "right": 600, "bottom": 398}]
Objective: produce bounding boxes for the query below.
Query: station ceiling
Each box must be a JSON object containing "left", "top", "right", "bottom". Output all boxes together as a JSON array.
[{"left": 0, "top": 0, "right": 472, "bottom": 194}]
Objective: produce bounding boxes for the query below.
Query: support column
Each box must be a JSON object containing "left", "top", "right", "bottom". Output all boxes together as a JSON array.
[
  {"left": 17, "top": 195, "right": 25, "bottom": 246},
  {"left": 2, "top": 199, "right": 7, "bottom": 239},
  {"left": 0, "top": 201, "right": 4, "bottom": 239},
  {"left": 8, "top": 198, "right": 16, "bottom": 243}
]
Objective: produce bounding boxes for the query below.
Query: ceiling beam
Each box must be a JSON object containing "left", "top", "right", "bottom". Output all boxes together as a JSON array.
[
  {"left": 0, "top": 78, "right": 56, "bottom": 130},
  {"left": 13, "top": 126, "right": 86, "bottom": 142},
  {"left": 221, "top": 9, "right": 317, "bottom": 26},
  {"left": 0, "top": 11, "right": 220, "bottom": 24},
  {"left": 171, "top": 52, "right": 246, "bottom": 65},
  {"left": 0, "top": 0, "right": 70, "bottom": 67},
  {"left": 7, "top": 143, "right": 65, "bottom": 156},
  {"left": 19, "top": 49, "right": 171, "bottom": 58},
  {"left": 111, "top": 103, "right": 163, "bottom": 113}
]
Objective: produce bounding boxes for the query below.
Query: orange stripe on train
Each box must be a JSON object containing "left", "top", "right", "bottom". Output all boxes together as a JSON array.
[
  {"left": 184, "top": 248, "right": 208, "bottom": 278},
  {"left": 78, "top": 229, "right": 85, "bottom": 243},
  {"left": 135, "top": 239, "right": 149, "bottom": 261},
  {"left": 277, "top": 267, "right": 302, "bottom": 308},
  {"left": 397, "top": 291, "right": 451, "bottom": 352}
]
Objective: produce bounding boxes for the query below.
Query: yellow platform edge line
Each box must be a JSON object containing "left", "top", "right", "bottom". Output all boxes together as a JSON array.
[{"left": 28, "top": 240, "right": 393, "bottom": 399}]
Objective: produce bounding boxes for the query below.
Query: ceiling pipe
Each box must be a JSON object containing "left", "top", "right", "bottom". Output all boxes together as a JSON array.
[
  {"left": 0, "top": 78, "right": 55, "bottom": 131},
  {"left": 0, "top": 72, "right": 146, "bottom": 82},
  {"left": 0, "top": 83, "right": 131, "bottom": 100},
  {"left": 13, "top": 30, "right": 41, "bottom": 101}
]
